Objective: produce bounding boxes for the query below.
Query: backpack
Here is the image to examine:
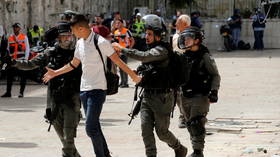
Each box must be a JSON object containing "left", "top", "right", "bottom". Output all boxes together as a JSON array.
[
  {"left": 93, "top": 34, "right": 119, "bottom": 95},
  {"left": 238, "top": 40, "right": 251, "bottom": 50}
]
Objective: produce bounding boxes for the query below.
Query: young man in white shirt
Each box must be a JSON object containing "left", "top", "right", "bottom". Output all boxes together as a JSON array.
[{"left": 43, "top": 14, "right": 140, "bottom": 157}]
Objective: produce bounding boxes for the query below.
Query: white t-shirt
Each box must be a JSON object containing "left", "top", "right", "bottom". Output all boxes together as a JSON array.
[
  {"left": 74, "top": 31, "right": 114, "bottom": 91},
  {"left": 172, "top": 32, "right": 185, "bottom": 54}
]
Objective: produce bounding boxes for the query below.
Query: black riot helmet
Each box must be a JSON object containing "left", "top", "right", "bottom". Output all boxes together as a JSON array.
[
  {"left": 44, "top": 22, "right": 72, "bottom": 46},
  {"left": 178, "top": 26, "right": 204, "bottom": 50},
  {"left": 56, "top": 21, "right": 71, "bottom": 35},
  {"left": 142, "top": 14, "right": 164, "bottom": 37},
  {"left": 44, "top": 22, "right": 71, "bottom": 43}
]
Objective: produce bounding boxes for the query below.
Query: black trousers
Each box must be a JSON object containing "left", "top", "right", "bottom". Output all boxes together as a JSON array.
[
  {"left": 5, "top": 67, "right": 26, "bottom": 94},
  {"left": 119, "top": 54, "right": 128, "bottom": 86}
]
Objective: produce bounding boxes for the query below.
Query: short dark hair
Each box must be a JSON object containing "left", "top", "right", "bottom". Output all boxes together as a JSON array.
[
  {"left": 95, "top": 13, "right": 104, "bottom": 19},
  {"left": 115, "top": 18, "right": 123, "bottom": 24},
  {"left": 114, "top": 11, "right": 120, "bottom": 15},
  {"left": 70, "top": 14, "right": 89, "bottom": 28}
]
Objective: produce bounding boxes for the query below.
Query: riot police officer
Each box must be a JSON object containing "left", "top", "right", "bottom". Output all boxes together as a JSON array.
[
  {"left": 177, "top": 27, "right": 221, "bottom": 157},
  {"left": 11, "top": 22, "right": 82, "bottom": 157},
  {"left": 113, "top": 14, "right": 188, "bottom": 157}
]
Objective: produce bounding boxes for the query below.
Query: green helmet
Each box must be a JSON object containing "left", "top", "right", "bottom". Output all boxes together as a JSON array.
[{"left": 142, "top": 14, "right": 164, "bottom": 36}]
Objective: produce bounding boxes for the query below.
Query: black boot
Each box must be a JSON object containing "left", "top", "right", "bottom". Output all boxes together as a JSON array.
[
  {"left": 175, "top": 145, "right": 188, "bottom": 157},
  {"left": 1, "top": 92, "right": 11, "bottom": 97},
  {"left": 18, "top": 93, "right": 24, "bottom": 98},
  {"left": 188, "top": 149, "right": 204, "bottom": 157}
]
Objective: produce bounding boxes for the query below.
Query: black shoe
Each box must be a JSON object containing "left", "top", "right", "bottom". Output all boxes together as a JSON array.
[
  {"left": 188, "top": 150, "right": 204, "bottom": 157},
  {"left": 18, "top": 93, "right": 24, "bottom": 98},
  {"left": 175, "top": 145, "right": 188, "bottom": 157},
  {"left": 1, "top": 93, "right": 11, "bottom": 98}
]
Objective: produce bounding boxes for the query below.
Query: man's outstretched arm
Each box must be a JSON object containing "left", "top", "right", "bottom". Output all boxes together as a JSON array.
[
  {"left": 109, "top": 52, "right": 141, "bottom": 84},
  {"left": 43, "top": 57, "right": 81, "bottom": 83}
]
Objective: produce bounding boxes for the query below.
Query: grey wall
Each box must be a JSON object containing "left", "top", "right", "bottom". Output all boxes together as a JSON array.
[
  {"left": 0, "top": 0, "right": 263, "bottom": 33},
  {"left": 1, "top": 0, "right": 279, "bottom": 49},
  {"left": 203, "top": 19, "right": 280, "bottom": 50}
]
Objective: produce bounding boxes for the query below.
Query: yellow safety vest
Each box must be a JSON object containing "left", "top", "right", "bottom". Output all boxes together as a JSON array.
[{"left": 131, "top": 20, "right": 145, "bottom": 38}]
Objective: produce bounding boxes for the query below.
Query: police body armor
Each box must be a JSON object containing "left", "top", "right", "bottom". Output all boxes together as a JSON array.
[
  {"left": 182, "top": 45, "right": 212, "bottom": 97},
  {"left": 137, "top": 42, "right": 175, "bottom": 89},
  {"left": 48, "top": 46, "right": 81, "bottom": 106}
]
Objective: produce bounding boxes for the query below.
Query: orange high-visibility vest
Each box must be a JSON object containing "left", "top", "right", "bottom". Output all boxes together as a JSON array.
[
  {"left": 114, "top": 28, "right": 131, "bottom": 48},
  {"left": 8, "top": 33, "right": 27, "bottom": 59}
]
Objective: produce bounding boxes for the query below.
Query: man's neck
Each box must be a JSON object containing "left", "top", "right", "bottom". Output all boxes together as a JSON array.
[{"left": 14, "top": 32, "right": 20, "bottom": 36}]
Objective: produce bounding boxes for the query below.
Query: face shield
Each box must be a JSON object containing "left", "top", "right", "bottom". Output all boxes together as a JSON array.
[{"left": 178, "top": 32, "right": 196, "bottom": 50}]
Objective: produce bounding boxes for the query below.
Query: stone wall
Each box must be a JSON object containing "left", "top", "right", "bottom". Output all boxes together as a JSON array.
[
  {"left": 1, "top": 0, "right": 279, "bottom": 49},
  {"left": 203, "top": 19, "right": 280, "bottom": 50},
  {"left": 0, "top": 0, "right": 262, "bottom": 34}
]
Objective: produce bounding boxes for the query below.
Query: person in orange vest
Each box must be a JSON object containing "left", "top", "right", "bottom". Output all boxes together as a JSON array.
[
  {"left": 113, "top": 19, "right": 134, "bottom": 88},
  {"left": 1, "top": 23, "right": 30, "bottom": 98}
]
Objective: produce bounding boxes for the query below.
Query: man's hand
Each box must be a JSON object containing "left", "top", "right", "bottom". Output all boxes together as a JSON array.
[
  {"left": 112, "top": 42, "right": 122, "bottom": 53},
  {"left": 208, "top": 90, "right": 218, "bottom": 103},
  {"left": 132, "top": 75, "right": 142, "bottom": 84},
  {"left": 42, "top": 67, "right": 56, "bottom": 83}
]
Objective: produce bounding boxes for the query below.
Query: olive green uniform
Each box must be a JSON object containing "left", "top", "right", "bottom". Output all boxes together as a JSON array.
[
  {"left": 180, "top": 45, "right": 220, "bottom": 153},
  {"left": 13, "top": 47, "right": 81, "bottom": 157},
  {"left": 122, "top": 43, "right": 182, "bottom": 157}
]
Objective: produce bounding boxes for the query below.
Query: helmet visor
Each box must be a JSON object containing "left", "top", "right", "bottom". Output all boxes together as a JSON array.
[{"left": 178, "top": 32, "right": 196, "bottom": 49}]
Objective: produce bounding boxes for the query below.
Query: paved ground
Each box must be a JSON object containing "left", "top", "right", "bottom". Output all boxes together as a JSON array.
[{"left": 0, "top": 49, "right": 280, "bottom": 157}]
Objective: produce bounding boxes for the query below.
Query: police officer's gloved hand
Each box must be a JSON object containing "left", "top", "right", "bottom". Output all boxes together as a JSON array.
[
  {"left": 44, "top": 108, "right": 52, "bottom": 121},
  {"left": 2, "top": 55, "right": 12, "bottom": 65},
  {"left": 208, "top": 90, "right": 218, "bottom": 103}
]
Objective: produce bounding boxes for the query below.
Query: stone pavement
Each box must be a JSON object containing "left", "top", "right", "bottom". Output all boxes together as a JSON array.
[{"left": 0, "top": 49, "right": 280, "bottom": 157}]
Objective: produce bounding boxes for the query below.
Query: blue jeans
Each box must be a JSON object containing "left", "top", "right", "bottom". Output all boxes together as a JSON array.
[
  {"left": 80, "top": 89, "right": 110, "bottom": 157},
  {"left": 254, "top": 30, "right": 264, "bottom": 50},
  {"left": 232, "top": 28, "right": 241, "bottom": 48}
]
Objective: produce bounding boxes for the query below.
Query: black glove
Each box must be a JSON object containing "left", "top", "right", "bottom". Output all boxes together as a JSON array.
[
  {"left": 208, "top": 90, "right": 218, "bottom": 103},
  {"left": 44, "top": 108, "right": 52, "bottom": 121},
  {"left": 2, "top": 55, "right": 11, "bottom": 64}
]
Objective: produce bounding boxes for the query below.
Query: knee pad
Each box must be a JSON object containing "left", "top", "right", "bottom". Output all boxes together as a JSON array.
[{"left": 187, "top": 116, "right": 206, "bottom": 136}]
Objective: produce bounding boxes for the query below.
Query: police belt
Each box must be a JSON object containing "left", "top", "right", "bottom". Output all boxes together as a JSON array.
[
  {"left": 182, "top": 89, "right": 207, "bottom": 98},
  {"left": 144, "top": 88, "right": 173, "bottom": 94}
]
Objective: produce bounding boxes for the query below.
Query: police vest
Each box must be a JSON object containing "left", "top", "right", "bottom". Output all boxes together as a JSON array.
[
  {"left": 30, "top": 27, "right": 44, "bottom": 40},
  {"left": 131, "top": 20, "right": 145, "bottom": 38},
  {"left": 137, "top": 42, "right": 174, "bottom": 89},
  {"left": 114, "top": 28, "right": 130, "bottom": 48},
  {"left": 182, "top": 45, "right": 212, "bottom": 95},
  {"left": 8, "top": 33, "right": 27, "bottom": 59},
  {"left": 48, "top": 46, "right": 82, "bottom": 105}
]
